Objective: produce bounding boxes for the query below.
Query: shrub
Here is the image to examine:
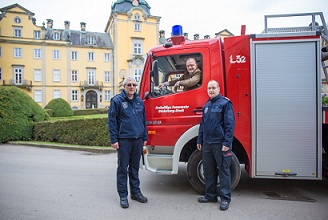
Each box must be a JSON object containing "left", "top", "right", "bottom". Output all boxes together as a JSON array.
[
  {"left": 0, "top": 86, "right": 50, "bottom": 143},
  {"left": 44, "top": 98, "right": 73, "bottom": 117},
  {"left": 33, "top": 118, "right": 110, "bottom": 146},
  {"left": 323, "top": 96, "right": 328, "bottom": 106},
  {"left": 73, "top": 108, "right": 108, "bottom": 116}
]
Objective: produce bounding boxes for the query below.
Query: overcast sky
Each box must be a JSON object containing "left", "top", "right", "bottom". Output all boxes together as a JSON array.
[{"left": 1, "top": 0, "right": 327, "bottom": 38}]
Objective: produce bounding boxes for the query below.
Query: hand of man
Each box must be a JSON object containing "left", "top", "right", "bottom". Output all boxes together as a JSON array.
[
  {"left": 222, "top": 145, "right": 229, "bottom": 152},
  {"left": 197, "top": 144, "right": 202, "bottom": 150},
  {"left": 158, "top": 82, "right": 168, "bottom": 89},
  {"left": 111, "top": 142, "right": 119, "bottom": 150}
]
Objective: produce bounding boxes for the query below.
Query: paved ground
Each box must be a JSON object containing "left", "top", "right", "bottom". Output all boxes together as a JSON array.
[{"left": 0, "top": 144, "right": 328, "bottom": 220}]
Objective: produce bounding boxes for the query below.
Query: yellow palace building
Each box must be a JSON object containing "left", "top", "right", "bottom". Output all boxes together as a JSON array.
[{"left": 0, "top": 0, "right": 161, "bottom": 109}]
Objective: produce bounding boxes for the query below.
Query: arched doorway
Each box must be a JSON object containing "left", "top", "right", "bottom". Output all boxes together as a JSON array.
[{"left": 85, "top": 90, "right": 98, "bottom": 109}]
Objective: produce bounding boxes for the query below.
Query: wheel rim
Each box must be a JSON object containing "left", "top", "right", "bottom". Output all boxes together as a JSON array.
[{"left": 196, "top": 160, "right": 220, "bottom": 186}]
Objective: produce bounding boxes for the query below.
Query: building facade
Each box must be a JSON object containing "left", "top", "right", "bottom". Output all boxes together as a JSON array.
[
  {"left": 0, "top": 0, "right": 161, "bottom": 109},
  {"left": 106, "top": 0, "right": 161, "bottom": 95}
]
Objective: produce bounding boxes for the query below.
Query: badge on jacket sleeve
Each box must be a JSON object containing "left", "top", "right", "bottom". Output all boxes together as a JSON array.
[{"left": 204, "top": 107, "right": 208, "bottom": 114}]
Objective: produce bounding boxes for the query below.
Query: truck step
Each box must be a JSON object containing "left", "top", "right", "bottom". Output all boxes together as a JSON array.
[{"left": 155, "top": 169, "right": 173, "bottom": 174}]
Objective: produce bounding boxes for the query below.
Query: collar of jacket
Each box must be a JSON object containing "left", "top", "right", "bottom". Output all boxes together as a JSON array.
[
  {"left": 209, "top": 94, "right": 222, "bottom": 103},
  {"left": 121, "top": 90, "right": 137, "bottom": 102}
]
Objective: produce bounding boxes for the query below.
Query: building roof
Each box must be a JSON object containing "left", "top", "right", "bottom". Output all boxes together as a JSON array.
[
  {"left": 0, "top": 3, "right": 34, "bottom": 15},
  {"left": 111, "top": 0, "right": 150, "bottom": 15}
]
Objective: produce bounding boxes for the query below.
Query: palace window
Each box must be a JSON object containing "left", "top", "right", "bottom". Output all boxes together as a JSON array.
[
  {"left": 14, "top": 48, "right": 22, "bottom": 58},
  {"left": 71, "top": 70, "right": 78, "bottom": 82},
  {"left": 14, "top": 27, "right": 22, "bottom": 37},
  {"left": 53, "top": 50, "right": 60, "bottom": 59},
  {"left": 105, "top": 90, "right": 110, "bottom": 101},
  {"left": 104, "top": 71, "right": 110, "bottom": 82},
  {"left": 71, "top": 51, "right": 78, "bottom": 60},
  {"left": 34, "top": 30, "right": 41, "bottom": 39},
  {"left": 71, "top": 90, "right": 78, "bottom": 101},
  {"left": 53, "top": 32, "right": 60, "bottom": 40},
  {"left": 34, "top": 49, "right": 41, "bottom": 58},
  {"left": 53, "top": 70, "right": 60, "bottom": 82},
  {"left": 104, "top": 53, "right": 110, "bottom": 62},
  {"left": 53, "top": 90, "right": 61, "bottom": 99},
  {"left": 88, "top": 52, "right": 94, "bottom": 61},
  {"left": 34, "top": 90, "right": 42, "bottom": 102},
  {"left": 34, "top": 69, "right": 42, "bottom": 82}
]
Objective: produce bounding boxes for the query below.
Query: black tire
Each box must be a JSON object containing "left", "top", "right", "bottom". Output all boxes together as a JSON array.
[{"left": 187, "top": 149, "right": 241, "bottom": 195}]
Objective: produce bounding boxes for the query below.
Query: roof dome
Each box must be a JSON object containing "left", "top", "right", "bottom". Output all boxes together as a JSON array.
[{"left": 111, "top": 0, "right": 150, "bottom": 15}]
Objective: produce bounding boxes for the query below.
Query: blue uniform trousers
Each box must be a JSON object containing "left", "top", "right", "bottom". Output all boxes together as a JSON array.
[
  {"left": 202, "top": 143, "right": 232, "bottom": 202},
  {"left": 117, "top": 138, "right": 143, "bottom": 198}
]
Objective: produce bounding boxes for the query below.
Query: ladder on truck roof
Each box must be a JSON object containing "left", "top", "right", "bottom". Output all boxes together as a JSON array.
[{"left": 262, "top": 12, "right": 328, "bottom": 81}]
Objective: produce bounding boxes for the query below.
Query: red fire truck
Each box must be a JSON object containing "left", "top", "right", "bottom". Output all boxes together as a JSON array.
[{"left": 138, "top": 12, "right": 328, "bottom": 193}]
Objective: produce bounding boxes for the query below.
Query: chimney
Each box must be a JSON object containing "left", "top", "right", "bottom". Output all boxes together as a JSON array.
[
  {"left": 193, "top": 34, "right": 199, "bottom": 40},
  {"left": 204, "top": 35, "right": 210, "bottom": 39},
  {"left": 80, "top": 22, "right": 86, "bottom": 31},
  {"left": 183, "top": 32, "right": 188, "bottom": 40},
  {"left": 64, "top": 21, "right": 70, "bottom": 30},
  {"left": 159, "top": 30, "right": 165, "bottom": 38},
  {"left": 46, "top": 19, "right": 53, "bottom": 29}
]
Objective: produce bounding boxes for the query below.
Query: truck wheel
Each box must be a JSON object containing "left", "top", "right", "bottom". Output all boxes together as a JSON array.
[{"left": 187, "top": 149, "right": 241, "bottom": 195}]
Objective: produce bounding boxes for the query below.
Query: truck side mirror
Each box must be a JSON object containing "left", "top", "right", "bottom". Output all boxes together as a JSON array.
[{"left": 151, "top": 60, "right": 159, "bottom": 86}]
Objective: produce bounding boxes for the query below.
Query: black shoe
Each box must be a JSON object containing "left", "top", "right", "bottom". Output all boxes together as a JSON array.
[
  {"left": 120, "top": 197, "right": 129, "bottom": 208},
  {"left": 131, "top": 193, "right": 148, "bottom": 203},
  {"left": 220, "top": 201, "right": 229, "bottom": 211},
  {"left": 198, "top": 196, "right": 218, "bottom": 203}
]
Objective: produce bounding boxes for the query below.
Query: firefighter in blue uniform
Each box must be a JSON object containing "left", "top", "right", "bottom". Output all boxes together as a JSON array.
[
  {"left": 108, "top": 76, "right": 148, "bottom": 209},
  {"left": 197, "top": 80, "right": 235, "bottom": 211}
]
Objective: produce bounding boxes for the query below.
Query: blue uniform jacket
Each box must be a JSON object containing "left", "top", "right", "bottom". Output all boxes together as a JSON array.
[
  {"left": 197, "top": 94, "right": 235, "bottom": 147},
  {"left": 108, "top": 90, "right": 148, "bottom": 144}
]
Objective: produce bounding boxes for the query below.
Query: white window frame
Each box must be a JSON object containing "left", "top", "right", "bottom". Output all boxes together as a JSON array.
[
  {"left": 134, "top": 23, "right": 141, "bottom": 31},
  {"left": 53, "top": 90, "right": 61, "bottom": 99},
  {"left": 87, "top": 36, "right": 95, "bottom": 45},
  {"left": 14, "top": 27, "right": 22, "bottom": 37},
  {"left": 53, "top": 32, "right": 60, "bottom": 40},
  {"left": 71, "top": 90, "right": 78, "bottom": 101},
  {"left": 34, "top": 30, "right": 41, "bottom": 39},
  {"left": 53, "top": 50, "right": 60, "bottom": 59},
  {"left": 52, "top": 70, "right": 60, "bottom": 82},
  {"left": 104, "top": 71, "right": 110, "bottom": 82},
  {"left": 14, "top": 48, "right": 22, "bottom": 58},
  {"left": 34, "top": 69, "right": 42, "bottom": 82},
  {"left": 34, "top": 49, "right": 41, "bottom": 58},
  {"left": 71, "top": 70, "right": 78, "bottom": 82},
  {"left": 34, "top": 90, "right": 42, "bottom": 102},
  {"left": 71, "top": 51, "right": 78, "bottom": 60},
  {"left": 134, "top": 13, "right": 140, "bottom": 20},
  {"left": 13, "top": 67, "right": 23, "bottom": 85},
  {"left": 105, "top": 90, "right": 110, "bottom": 101},
  {"left": 87, "top": 69, "right": 95, "bottom": 85},
  {"left": 133, "top": 41, "right": 142, "bottom": 55},
  {"left": 104, "top": 53, "right": 110, "bottom": 62},
  {"left": 134, "top": 68, "right": 142, "bottom": 82},
  {"left": 88, "top": 52, "right": 94, "bottom": 61}
]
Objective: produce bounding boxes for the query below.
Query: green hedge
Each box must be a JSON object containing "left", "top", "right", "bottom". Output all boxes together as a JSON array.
[
  {"left": 33, "top": 118, "right": 110, "bottom": 146},
  {"left": 44, "top": 98, "right": 73, "bottom": 117},
  {"left": 0, "top": 86, "right": 50, "bottom": 143},
  {"left": 73, "top": 108, "right": 108, "bottom": 116}
]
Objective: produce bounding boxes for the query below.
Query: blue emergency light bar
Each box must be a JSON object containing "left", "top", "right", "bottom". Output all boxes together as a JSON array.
[{"left": 172, "top": 25, "right": 183, "bottom": 36}]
